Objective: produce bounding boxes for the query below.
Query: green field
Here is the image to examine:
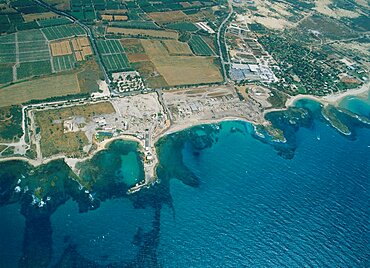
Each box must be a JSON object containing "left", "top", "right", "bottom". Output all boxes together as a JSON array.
[
  {"left": 18, "top": 39, "right": 50, "bottom": 62},
  {"left": 18, "top": 29, "right": 45, "bottom": 42},
  {"left": 0, "top": 34, "right": 16, "bottom": 64},
  {"left": 109, "top": 21, "right": 160, "bottom": 29},
  {"left": 97, "top": 39, "right": 125, "bottom": 54},
  {"left": 16, "top": 60, "right": 52, "bottom": 80},
  {"left": 96, "top": 39, "right": 130, "bottom": 72},
  {"left": 41, "top": 25, "right": 85, "bottom": 40},
  {"left": 0, "top": 27, "right": 88, "bottom": 83},
  {"left": 0, "top": 30, "right": 53, "bottom": 83},
  {"left": 188, "top": 35, "right": 214, "bottom": 56},
  {"left": 0, "top": 34, "right": 16, "bottom": 43},
  {"left": 0, "top": 65, "right": 13, "bottom": 84},
  {"left": 53, "top": 54, "right": 76, "bottom": 72},
  {"left": 165, "top": 22, "right": 198, "bottom": 32},
  {"left": 37, "top": 17, "right": 72, "bottom": 27}
]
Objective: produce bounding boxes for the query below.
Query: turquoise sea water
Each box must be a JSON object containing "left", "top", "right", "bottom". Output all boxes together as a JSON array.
[
  {"left": 340, "top": 92, "right": 370, "bottom": 118},
  {"left": 0, "top": 98, "right": 369, "bottom": 267}
]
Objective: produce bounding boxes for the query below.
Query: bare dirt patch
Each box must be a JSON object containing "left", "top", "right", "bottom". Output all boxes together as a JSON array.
[
  {"left": 0, "top": 73, "right": 80, "bottom": 107},
  {"left": 162, "top": 40, "right": 193, "bottom": 55},
  {"left": 43, "top": 0, "right": 70, "bottom": 11},
  {"left": 50, "top": 40, "right": 72, "bottom": 56},
  {"left": 147, "top": 11, "right": 188, "bottom": 24},
  {"left": 127, "top": 53, "right": 150, "bottom": 62},
  {"left": 23, "top": 12, "right": 57, "bottom": 22},
  {"left": 141, "top": 39, "right": 222, "bottom": 86}
]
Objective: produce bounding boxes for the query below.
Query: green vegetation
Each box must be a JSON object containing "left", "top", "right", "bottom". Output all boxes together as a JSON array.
[
  {"left": 16, "top": 60, "right": 52, "bottom": 80},
  {"left": 329, "top": 0, "right": 357, "bottom": 11},
  {"left": 322, "top": 105, "right": 351, "bottom": 135},
  {"left": 267, "top": 90, "right": 288, "bottom": 108},
  {"left": 0, "top": 29, "right": 55, "bottom": 83},
  {"left": 259, "top": 34, "right": 342, "bottom": 95},
  {"left": 343, "top": 15, "right": 370, "bottom": 32},
  {"left": 165, "top": 22, "right": 198, "bottom": 32},
  {"left": 37, "top": 17, "right": 72, "bottom": 27},
  {"left": 247, "top": 23, "right": 267, "bottom": 33},
  {"left": 77, "top": 59, "right": 104, "bottom": 92},
  {"left": 0, "top": 105, "right": 23, "bottom": 142},
  {"left": 298, "top": 14, "right": 358, "bottom": 40},
  {"left": 53, "top": 54, "right": 76, "bottom": 72},
  {"left": 69, "top": 0, "right": 126, "bottom": 21},
  {"left": 109, "top": 21, "right": 160, "bottom": 29},
  {"left": 96, "top": 39, "right": 131, "bottom": 72},
  {"left": 35, "top": 102, "right": 115, "bottom": 157},
  {"left": 284, "top": 0, "right": 315, "bottom": 10},
  {"left": 0, "top": 65, "right": 13, "bottom": 84},
  {"left": 41, "top": 24, "right": 85, "bottom": 40},
  {"left": 188, "top": 35, "right": 214, "bottom": 56}
]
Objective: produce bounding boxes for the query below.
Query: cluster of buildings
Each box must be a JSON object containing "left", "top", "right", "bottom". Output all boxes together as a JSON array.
[
  {"left": 226, "top": 21, "right": 278, "bottom": 83},
  {"left": 111, "top": 71, "right": 145, "bottom": 93},
  {"left": 196, "top": 22, "right": 215, "bottom": 34}
]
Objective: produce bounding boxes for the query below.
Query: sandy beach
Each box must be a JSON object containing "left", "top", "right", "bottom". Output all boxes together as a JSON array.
[{"left": 285, "top": 82, "right": 370, "bottom": 107}]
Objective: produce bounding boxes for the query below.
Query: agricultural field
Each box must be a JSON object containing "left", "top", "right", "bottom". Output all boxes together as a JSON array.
[
  {"left": 162, "top": 40, "right": 193, "bottom": 55},
  {"left": 140, "top": 39, "right": 222, "bottom": 87},
  {"left": 188, "top": 34, "right": 215, "bottom": 56},
  {"left": 22, "top": 12, "right": 58, "bottom": 22},
  {"left": 34, "top": 102, "right": 115, "bottom": 157},
  {"left": 96, "top": 39, "right": 130, "bottom": 72},
  {"left": 16, "top": 61, "right": 52, "bottom": 80},
  {"left": 41, "top": 24, "right": 85, "bottom": 41},
  {"left": 49, "top": 36, "right": 93, "bottom": 71},
  {"left": 0, "top": 65, "right": 13, "bottom": 84},
  {"left": 108, "top": 21, "right": 160, "bottom": 29},
  {"left": 106, "top": 27, "right": 178, "bottom": 39},
  {"left": 164, "top": 22, "right": 199, "bottom": 32},
  {"left": 37, "top": 17, "right": 72, "bottom": 27},
  {"left": 134, "top": 0, "right": 218, "bottom": 13},
  {"left": 0, "top": 29, "right": 52, "bottom": 83},
  {"left": 44, "top": 0, "right": 71, "bottom": 11},
  {"left": 147, "top": 11, "right": 189, "bottom": 24},
  {"left": 120, "top": 38, "right": 149, "bottom": 62},
  {"left": 101, "top": 14, "right": 128, "bottom": 21},
  {"left": 0, "top": 1, "right": 60, "bottom": 33},
  {"left": 47, "top": 0, "right": 219, "bottom": 22},
  {"left": 76, "top": 59, "right": 104, "bottom": 92},
  {"left": 0, "top": 25, "right": 93, "bottom": 85},
  {"left": 0, "top": 73, "right": 80, "bottom": 107},
  {"left": 69, "top": 0, "right": 127, "bottom": 21},
  {"left": 53, "top": 54, "right": 76, "bottom": 72}
]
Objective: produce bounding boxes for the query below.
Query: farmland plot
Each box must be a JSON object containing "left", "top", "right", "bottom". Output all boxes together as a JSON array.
[
  {"left": 188, "top": 35, "right": 214, "bottom": 56},
  {"left": 96, "top": 39, "right": 130, "bottom": 72}
]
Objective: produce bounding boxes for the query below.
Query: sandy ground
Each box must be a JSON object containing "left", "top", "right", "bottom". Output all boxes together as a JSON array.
[
  {"left": 315, "top": 0, "right": 362, "bottom": 18},
  {"left": 286, "top": 81, "right": 370, "bottom": 107}
]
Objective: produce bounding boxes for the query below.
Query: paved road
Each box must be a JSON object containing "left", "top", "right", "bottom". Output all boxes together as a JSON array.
[{"left": 217, "top": 0, "right": 233, "bottom": 82}]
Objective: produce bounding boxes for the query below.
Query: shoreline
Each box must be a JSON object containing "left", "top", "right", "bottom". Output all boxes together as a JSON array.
[
  {"left": 2, "top": 83, "right": 368, "bottom": 169},
  {"left": 153, "top": 116, "right": 259, "bottom": 144},
  {"left": 285, "top": 82, "right": 370, "bottom": 108},
  {"left": 1, "top": 83, "right": 369, "bottom": 193}
]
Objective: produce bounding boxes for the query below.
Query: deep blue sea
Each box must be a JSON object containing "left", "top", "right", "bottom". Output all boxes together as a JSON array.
[{"left": 0, "top": 98, "right": 369, "bottom": 267}]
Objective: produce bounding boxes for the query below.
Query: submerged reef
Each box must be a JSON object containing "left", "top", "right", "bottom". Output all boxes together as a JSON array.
[{"left": 0, "top": 97, "right": 369, "bottom": 267}]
